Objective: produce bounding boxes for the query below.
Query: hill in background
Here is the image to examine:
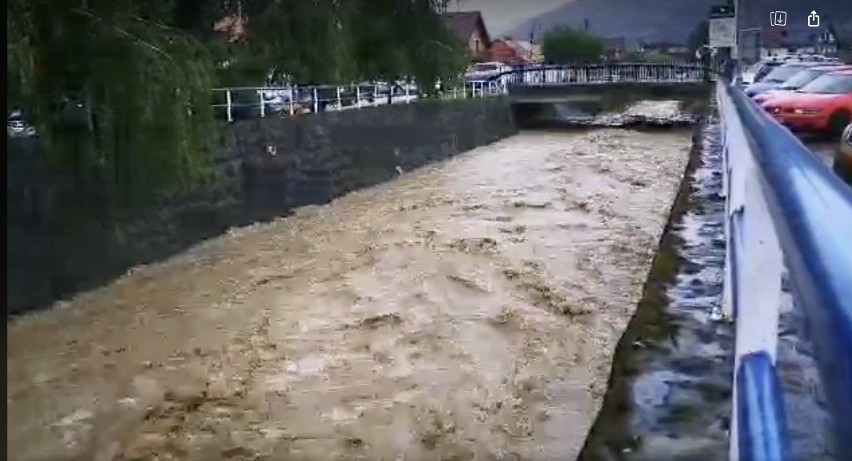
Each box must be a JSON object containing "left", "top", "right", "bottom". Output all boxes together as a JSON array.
[{"left": 504, "top": 0, "right": 852, "bottom": 48}]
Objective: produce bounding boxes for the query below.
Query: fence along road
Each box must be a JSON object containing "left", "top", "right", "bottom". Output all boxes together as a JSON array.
[
  {"left": 718, "top": 77, "right": 852, "bottom": 460},
  {"left": 212, "top": 80, "right": 505, "bottom": 122},
  {"left": 212, "top": 61, "right": 722, "bottom": 122}
]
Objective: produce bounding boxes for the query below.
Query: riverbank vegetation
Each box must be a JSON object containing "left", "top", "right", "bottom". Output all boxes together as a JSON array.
[
  {"left": 541, "top": 27, "right": 607, "bottom": 64},
  {"left": 6, "top": 0, "right": 467, "bottom": 204}
]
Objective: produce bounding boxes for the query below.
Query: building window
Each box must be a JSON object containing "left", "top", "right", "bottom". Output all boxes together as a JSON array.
[{"left": 474, "top": 39, "right": 481, "bottom": 54}]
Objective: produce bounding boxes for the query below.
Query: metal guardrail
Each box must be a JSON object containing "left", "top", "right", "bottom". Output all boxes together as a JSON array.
[
  {"left": 718, "top": 78, "right": 852, "bottom": 460},
  {"left": 211, "top": 80, "right": 506, "bottom": 123}
]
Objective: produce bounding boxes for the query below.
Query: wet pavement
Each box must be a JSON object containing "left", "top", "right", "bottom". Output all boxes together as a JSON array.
[
  {"left": 7, "top": 127, "right": 692, "bottom": 460},
  {"left": 805, "top": 141, "right": 836, "bottom": 167},
  {"left": 777, "top": 137, "right": 836, "bottom": 460},
  {"left": 785, "top": 138, "right": 841, "bottom": 461}
]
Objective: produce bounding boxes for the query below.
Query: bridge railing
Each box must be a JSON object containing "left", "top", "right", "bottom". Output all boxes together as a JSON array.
[
  {"left": 717, "top": 79, "right": 852, "bottom": 460},
  {"left": 491, "top": 61, "right": 723, "bottom": 86},
  {"left": 211, "top": 80, "right": 505, "bottom": 122}
]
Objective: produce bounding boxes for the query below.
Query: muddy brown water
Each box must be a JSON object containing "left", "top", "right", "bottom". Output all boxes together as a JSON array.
[{"left": 7, "top": 122, "right": 693, "bottom": 460}]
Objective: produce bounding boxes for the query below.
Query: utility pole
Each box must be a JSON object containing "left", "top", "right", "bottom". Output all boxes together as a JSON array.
[
  {"left": 731, "top": 0, "right": 739, "bottom": 60},
  {"left": 740, "top": 28, "right": 762, "bottom": 63}
]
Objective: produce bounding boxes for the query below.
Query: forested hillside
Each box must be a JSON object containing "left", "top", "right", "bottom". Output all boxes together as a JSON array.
[{"left": 505, "top": 0, "right": 852, "bottom": 47}]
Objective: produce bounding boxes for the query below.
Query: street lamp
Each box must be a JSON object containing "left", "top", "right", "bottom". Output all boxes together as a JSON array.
[{"left": 730, "top": 0, "right": 739, "bottom": 60}]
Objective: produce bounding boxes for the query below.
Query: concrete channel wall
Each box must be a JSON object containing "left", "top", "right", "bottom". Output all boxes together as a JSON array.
[
  {"left": 6, "top": 97, "right": 517, "bottom": 315},
  {"left": 510, "top": 83, "right": 713, "bottom": 129}
]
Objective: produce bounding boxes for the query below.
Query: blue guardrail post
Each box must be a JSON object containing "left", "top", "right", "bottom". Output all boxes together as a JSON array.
[{"left": 736, "top": 352, "right": 791, "bottom": 461}]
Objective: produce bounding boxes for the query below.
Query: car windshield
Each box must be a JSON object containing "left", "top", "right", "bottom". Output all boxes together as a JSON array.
[
  {"left": 471, "top": 64, "right": 498, "bottom": 73},
  {"left": 779, "top": 69, "right": 826, "bottom": 89},
  {"left": 763, "top": 64, "right": 808, "bottom": 83},
  {"left": 745, "top": 62, "right": 764, "bottom": 74},
  {"left": 799, "top": 74, "right": 852, "bottom": 94},
  {"left": 754, "top": 62, "right": 782, "bottom": 81}
]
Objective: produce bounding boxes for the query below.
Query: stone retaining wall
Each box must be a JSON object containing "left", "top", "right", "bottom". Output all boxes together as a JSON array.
[{"left": 6, "top": 97, "right": 517, "bottom": 315}]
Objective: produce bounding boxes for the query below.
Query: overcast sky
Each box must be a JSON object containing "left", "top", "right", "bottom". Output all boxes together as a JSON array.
[{"left": 449, "top": 0, "right": 572, "bottom": 35}]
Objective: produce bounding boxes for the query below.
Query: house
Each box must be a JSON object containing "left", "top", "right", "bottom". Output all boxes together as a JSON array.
[
  {"left": 639, "top": 41, "right": 691, "bottom": 58},
  {"left": 488, "top": 39, "right": 524, "bottom": 64},
  {"left": 758, "top": 24, "right": 839, "bottom": 60},
  {"left": 213, "top": 14, "right": 248, "bottom": 43},
  {"left": 488, "top": 39, "right": 542, "bottom": 64},
  {"left": 605, "top": 37, "right": 626, "bottom": 60},
  {"left": 514, "top": 40, "right": 544, "bottom": 63},
  {"left": 833, "top": 21, "right": 852, "bottom": 61},
  {"left": 441, "top": 11, "right": 491, "bottom": 61}
]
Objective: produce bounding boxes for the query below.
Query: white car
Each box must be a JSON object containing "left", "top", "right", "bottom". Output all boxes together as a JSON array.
[
  {"left": 835, "top": 123, "right": 852, "bottom": 184},
  {"left": 7, "top": 110, "right": 36, "bottom": 138},
  {"left": 465, "top": 62, "right": 512, "bottom": 82},
  {"left": 741, "top": 59, "right": 788, "bottom": 85}
]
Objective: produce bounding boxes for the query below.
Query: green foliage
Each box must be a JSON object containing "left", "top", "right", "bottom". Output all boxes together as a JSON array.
[
  {"left": 7, "top": 0, "right": 218, "bottom": 205},
  {"left": 620, "top": 50, "right": 674, "bottom": 63},
  {"left": 621, "top": 51, "right": 645, "bottom": 62},
  {"left": 7, "top": 0, "right": 467, "bottom": 206},
  {"left": 541, "top": 27, "right": 606, "bottom": 64},
  {"left": 236, "top": 0, "right": 466, "bottom": 86},
  {"left": 645, "top": 51, "right": 675, "bottom": 63}
]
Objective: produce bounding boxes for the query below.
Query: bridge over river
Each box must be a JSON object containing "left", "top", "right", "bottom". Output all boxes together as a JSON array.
[{"left": 6, "top": 64, "right": 852, "bottom": 461}]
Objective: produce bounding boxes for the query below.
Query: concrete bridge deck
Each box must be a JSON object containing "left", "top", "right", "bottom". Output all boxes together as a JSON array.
[{"left": 507, "top": 81, "right": 714, "bottom": 104}]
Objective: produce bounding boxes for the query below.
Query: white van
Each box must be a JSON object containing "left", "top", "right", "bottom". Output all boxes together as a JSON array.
[{"left": 464, "top": 62, "right": 512, "bottom": 82}]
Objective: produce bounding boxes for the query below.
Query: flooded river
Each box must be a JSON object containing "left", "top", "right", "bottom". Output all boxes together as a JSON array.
[{"left": 7, "top": 128, "right": 692, "bottom": 461}]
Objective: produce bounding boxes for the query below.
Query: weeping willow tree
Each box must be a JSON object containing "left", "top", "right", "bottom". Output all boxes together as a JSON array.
[
  {"left": 7, "top": 0, "right": 219, "bottom": 206},
  {"left": 7, "top": 0, "right": 468, "bottom": 206},
  {"left": 241, "top": 0, "right": 468, "bottom": 87},
  {"left": 338, "top": 0, "right": 467, "bottom": 87}
]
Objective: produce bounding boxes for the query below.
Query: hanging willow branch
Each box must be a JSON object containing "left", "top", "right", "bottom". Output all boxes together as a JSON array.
[
  {"left": 6, "top": 0, "right": 468, "bottom": 205},
  {"left": 7, "top": 0, "right": 218, "bottom": 206}
]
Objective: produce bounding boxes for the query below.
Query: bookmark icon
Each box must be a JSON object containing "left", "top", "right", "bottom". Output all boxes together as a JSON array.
[{"left": 770, "top": 11, "right": 787, "bottom": 27}]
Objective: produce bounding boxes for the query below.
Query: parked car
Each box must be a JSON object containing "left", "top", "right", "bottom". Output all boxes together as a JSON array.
[
  {"left": 792, "top": 54, "right": 839, "bottom": 63},
  {"left": 261, "top": 88, "right": 295, "bottom": 112},
  {"left": 760, "top": 70, "right": 852, "bottom": 137},
  {"left": 835, "top": 123, "right": 852, "bottom": 184},
  {"left": 465, "top": 62, "right": 511, "bottom": 82},
  {"left": 7, "top": 110, "right": 37, "bottom": 138},
  {"left": 744, "top": 62, "right": 821, "bottom": 97},
  {"left": 753, "top": 65, "right": 852, "bottom": 104},
  {"left": 741, "top": 59, "right": 785, "bottom": 85}
]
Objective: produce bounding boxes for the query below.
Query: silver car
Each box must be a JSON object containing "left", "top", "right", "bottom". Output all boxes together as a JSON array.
[{"left": 834, "top": 123, "right": 852, "bottom": 184}]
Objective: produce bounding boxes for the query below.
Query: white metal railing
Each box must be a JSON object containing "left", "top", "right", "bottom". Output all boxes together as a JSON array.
[
  {"left": 497, "top": 61, "right": 722, "bottom": 86},
  {"left": 718, "top": 77, "right": 852, "bottom": 461},
  {"left": 211, "top": 80, "right": 506, "bottom": 123},
  {"left": 210, "top": 62, "right": 723, "bottom": 122}
]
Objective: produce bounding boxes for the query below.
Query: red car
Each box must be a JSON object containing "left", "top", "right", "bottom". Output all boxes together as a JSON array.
[
  {"left": 753, "top": 65, "right": 852, "bottom": 104},
  {"left": 760, "top": 70, "right": 852, "bottom": 136}
]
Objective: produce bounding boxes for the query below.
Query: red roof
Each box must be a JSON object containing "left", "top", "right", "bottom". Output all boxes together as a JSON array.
[
  {"left": 763, "top": 27, "right": 786, "bottom": 48},
  {"left": 441, "top": 11, "right": 491, "bottom": 46},
  {"left": 605, "top": 37, "right": 626, "bottom": 51}
]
